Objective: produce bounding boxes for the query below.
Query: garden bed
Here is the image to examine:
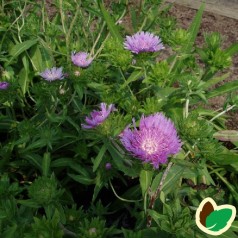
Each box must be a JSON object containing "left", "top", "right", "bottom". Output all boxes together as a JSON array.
[{"left": 169, "top": 3, "right": 238, "bottom": 129}]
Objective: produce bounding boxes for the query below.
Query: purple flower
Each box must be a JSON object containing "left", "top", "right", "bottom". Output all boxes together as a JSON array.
[
  {"left": 0, "top": 81, "right": 9, "bottom": 90},
  {"left": 81, "top": 103, "right": 116, "bottom": 129},
  {"left": 40, "top": 67, "right": 64, "bottom": 81},
  {"left": 119, "top": 113, "right": 181, "bottom": 168},
  {"left": 71, "top": 52, "right": 93, "bottom": 68},
  {"left": 124, "top": 31, "right": 164, "bottom": 54}
]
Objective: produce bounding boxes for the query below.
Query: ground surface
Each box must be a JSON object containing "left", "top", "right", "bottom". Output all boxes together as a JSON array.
[{"left": 169, "top": 4, "right": 238, "bottom": 129}]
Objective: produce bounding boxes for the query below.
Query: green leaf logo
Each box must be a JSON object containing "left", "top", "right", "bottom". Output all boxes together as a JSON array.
[{"left": 196, "top": 197, "right": 236, "bottom": 235}]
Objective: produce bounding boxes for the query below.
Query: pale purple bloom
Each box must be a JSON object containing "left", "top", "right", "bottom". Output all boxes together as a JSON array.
[
  {"left": 40, "top": 67, "right": 64, "bottom": 81},
  {"left": 81, "top": 103, "right": 116, "bottom": 129},
  {"left": 0, "top": 81, "right": 9, "bottom": 90},
  {"left": 71, "top": 52, "right": 93, "bottom": 68},
  {"left": 124, "top": 31, "right": 164, "bottom": 54},
  {"left": 120, "top": 113, "right": 181, "bottom": 168}
]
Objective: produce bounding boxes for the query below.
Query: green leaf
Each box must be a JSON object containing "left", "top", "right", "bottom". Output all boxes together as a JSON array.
[
  {"left": 98, "top": 1, "right": 123, "bottom": 42},
  {"left": 140, "top": 170, "right": 153, "bottom": 196},
  {"left": 18, "top": 55, "right": 31, "bottom": 95},
  {"left": 68, "top": 173, "right": 95, "bottom": 185},
  {"left": 66, "top": 116, "right": 81, "bottom": 133},
  {"left": 230, "top": 221, "right": 238, "bottom": 231},
  {"left": 120, "top": 70, "right": 143, "bottom": 89},
  {"left": 218, "top": 230, "right": 238, "bottom": 238},
  {"left": 24, "top": 139, "right": 47, "bottom": 151},
  {"left": 8, "top": 39, "right": 38, "bottom": 65},
  {"left": 51, "top": 158, "right": 73, "bottom": 167},
  {"left": 225, "top": 43, "right": 238, "bottom": 56},
  {"left": 1, "top": 223, "right": 18, "bottom": 238},
  {"left": 106, "top": 143, "right": 140, "bottom": 177},
  {"left": 68, "top": 162, "right": 90, "bottom": 177},
  {"left": 17, "top": 199, "right": 40, "bottom": 208},
  {"left": 147, "top": 209, "right": 168, "bottom": 226},
  {"left": 172, "top": 3, "right": 204, "bottom": 74},
  {"left": 23, "top": 153, "right": 42, "bottom": 171},
  {"left": 171, "top": 158, "right": 197, "bottom": 168},
  {"left": 92, "top": 172, "right": 104, "bottom": 202},
  {"left": 185, "top": 3, "right": 205, "bottom": 52},
  {"left": 150, "top": 172, "right": 162, "bottom": 193},
  {"left": 51, "top": 157, "right": 89, "bottom": 176},
  {"left": 39, "top": 42, "right": 54, "bottom": 69},
  {"left": 130, "top": 8, "right": 138, "bottom": 31},
  {"left": 211, "top": 152, "right": 238, "bottom": 165},
  {"left": 162, "top": 164, "right": 184, "bottom": 194},
  {"left": 207, "top": 80, "right": 238, "bottom": 98},
  {"left": 142, "top": 229, "right": 170, "bottom": 238},
  {"left": 42, "top": 152, "right": 51, "bottom": 177},
  {"left": 29, "top": 46, "right": 42, "bottom": 71},
  {"left": 30, "top": 45, "right": 53, "bottom": 72},
  {"left": 213, "top": 130, "right": 238, "bottom": 142},
  {"left": 93, "top": 144, "right": 107, "bottom": 172},
  {"left": 199, "top": 73, "right": 229, "bottom": 90},
  {"left": 206, "top": 209, "right": 233, "bottom": 231}
]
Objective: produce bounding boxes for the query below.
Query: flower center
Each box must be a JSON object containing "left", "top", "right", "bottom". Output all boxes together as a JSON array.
[
  {"left": 141, "top": 40, "right": 149, "bottom": 50},
  {"left": 141, "top": 138, "right": 157, "bottom": 155},
  {"left": 49, "top": 73, "right": 56, "bottom": 80}
]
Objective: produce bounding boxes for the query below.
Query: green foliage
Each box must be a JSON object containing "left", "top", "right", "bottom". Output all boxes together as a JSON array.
[
  {"left": 0, "top": 174, "right": 21, "bottom": 199},
  {"left": 24, "top": 211, "right": 64, "bottom": 238},
  {"left": 28, "top": 175, "right": 63, "bottom": 206},
  {"left": 169, "top": 28, "right": 191, "bottom": 50},
  {"left": 197, "top": 32, "right": 233, "bottom": 79},
  {"left": 78, "top": 217, "right": 117, "bottom": 238},
  {"left": 145, "top": 61, "right": 171, "bottom": 87},
  {"left": 198, "top": 139, "right": 224, "bottom": 161},
  {"left": 104, "top": 38, "right": 132, "bottom": 70},
  {"left": 180, "top": 111, "right": 214, "bottom": 142}
]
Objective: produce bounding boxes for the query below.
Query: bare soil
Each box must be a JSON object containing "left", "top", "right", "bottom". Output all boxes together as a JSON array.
[{"left": 169, "top": 4, "right": 238, "bottom": 129}]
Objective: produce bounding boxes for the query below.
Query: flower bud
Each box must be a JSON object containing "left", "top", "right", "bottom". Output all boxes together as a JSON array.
[{"left": 105, "top": 163, "right": 112, "bottom": 170}]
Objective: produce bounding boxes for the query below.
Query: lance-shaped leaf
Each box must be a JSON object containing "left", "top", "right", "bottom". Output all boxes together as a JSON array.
[
  {"left": 139, "top": 170, "right": 153, "bottom": 197},
  {"left": 213, "top": 130, "right": 238, "bottom": 142}
]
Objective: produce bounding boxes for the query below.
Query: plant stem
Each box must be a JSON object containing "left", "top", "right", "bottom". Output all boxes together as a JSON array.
[
  {"left": 212, "top": 170, "right": 238, "bottom": 203},
  {"left": 210, "top": 104, "right": 236, "bottom": 122},
  {"left": 119, "top": 68, "right": 134, "bottom": 97},
  {"left": 109, "top": 137, "right": 125, "bottom": 155},
  {"left": 184, "top": 98, "right": 189, "bottom": 118},
  {"left": 92, "top": 4, "right": 127, "bottom": 59},
  {"left": 59, "top": 0, "right": 66, "bottom": 35},
  {"left": 147, "top": 162, "right": 173, "bottom": 227},
  {"left": 92, "top": 33, "right": 110, "bottom": 59},
  {"left": 109, "top": 180, "right": 142, "bottom": 203},
  {"left": 41, "top": 0, "right": 46, "bottom": 32},
  {"left": 66, "top": 2, "right": 81, "bottom": 50},
  {"left": 60, "top": 224, "right": 77, "bottom": 237},
  {"left": 90, "top": 21, "right": 106, "bottom": 57},
  {"left": 59, "top": 0, "right": 70, "bottom": 61},
  {"left": 163, "top": 54, "right": 178, "bottom": 87}
]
